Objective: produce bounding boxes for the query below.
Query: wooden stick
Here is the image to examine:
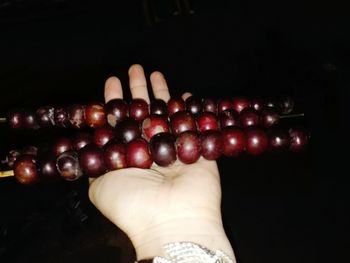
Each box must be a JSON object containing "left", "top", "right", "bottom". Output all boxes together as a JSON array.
[
  {"left": 280, "top": 113, "right": 305, "bottom": 119},
  {"left": 0, "top": 117, "right": 6, "bottom": 123},
  {"left": 0, "top": 170, "right": 14, "bottom": 178}
]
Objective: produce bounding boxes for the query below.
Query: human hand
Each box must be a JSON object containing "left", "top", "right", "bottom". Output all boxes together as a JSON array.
[{"left": 88, "top": 64, "right": 235, "bottom": 261}]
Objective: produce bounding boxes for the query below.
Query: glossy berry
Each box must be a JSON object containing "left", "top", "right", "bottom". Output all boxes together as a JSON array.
[
  {"left": 7, "top": 149, "right": 21, "bottom": 168},
  {"left": 239, "top": 108, "right": 260, "bottom": 127},
  {"left": 245, "top": 128, "right": 269, "bottom": 155},
  {"left": 54, "top": 107, "right": 70, "bottom": 128},
  {"left": 279, "top": 96, "right": 295, "bottom": 114},
  {"left": 85, "top": 102, "right": 106, "bottom": 128},
  {"left": 129, "top": 99, "right": 149, "bottom": 123},
  {"left": 288, "top": 127, "right": 309, "bottom": 152},
  {"left": 232, "top": 97, "right": 250, "bottom": 113},
  {"left": 219, "top": 109, "right": 240, "bottom": 128},
  {"left": 93, "top": 126, "right": 115, "bottom": 148},
  {"left": 52, "top": 137, "right": 73, "bottom": 156},
  {"left": 38, "top": 154, "right": 59, "bottom": 179},
  {"left": 260, "top": 107, "right": 280, "bottom": 127},
  {"left": 167, "top": 97, "right": 186, "bottom": 116},
  {"left": 79, "top": 144, "right": 106, "bottom": 178},
  {"left": 36, "top": 106, "right": 55, "bottom": 128},
  {"left": 68, "top": 104, "right": 86, "bottom": 129},
  {"left": 142, "top": 115, "right": 170, "bottom": 141},
  {"left": 23, "top": 110, "right": 40, "bottom": 130},
  {"left": 149, "top": 132, "right": 177, "bottom": 166},
  {"left": 196, "top": 112, "right": 219, "bottom": 132},
  {"left": 265, "top": 97, "right": 281, "bottom": 113},
  {"left": 14, "top": 154, "right": 39, "bottom": 185},
  {"left": 268, "top": 128, "right": 290, "bottom": 151},
  {"left": 200, "top": 130, "right": 223, "bottom": 160},
  {"left": 115, "top": 117, "right": 141, "bottom": 143},
  {"left": 103, "top": 139, "right": 127, "bottom": 171},
  {"left": 105, "top": 99, "right": 128, "bottom": 127},
  {"left": 175, "top": 131, "right": 201, "bottom": 164},
  {"left": 185, "top": 96, "right": 202, "bottom": 115},
  {"left": 56, "top": 151, "right": 83, "bottom": 181},
  {"left": 126, "top": 138, "right": 152, "bottom": 169},
  {"left": 22, "top": 145, "right": 38, "bottom": 156},
  {"left": 150, "top": 99, "right": 168, "bottom": 116},
  {"left": 250, "top": 98, "right": 265, "bottom": 111},
  {"left": 72, "top": 132, "right": 93, "bottom": 151},
  {"left": 218, "top": 98, "right": 232, "bottom": 113},
  {"left": 170, "top": 111, "right": 197, "bottom": 136},
  {"left": 7, "top": 109, "right": 23, "bottom": 129},
  {"left": 221, "top": 127, "right": 245, "bottom": 157},
  {"left": 202, "top": 98, "right": 217, "bottom": 114}
]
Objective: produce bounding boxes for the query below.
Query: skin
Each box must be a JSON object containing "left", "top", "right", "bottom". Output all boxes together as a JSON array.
[{"left": 88, "top": 64, "right": 236, "bottom": 261}]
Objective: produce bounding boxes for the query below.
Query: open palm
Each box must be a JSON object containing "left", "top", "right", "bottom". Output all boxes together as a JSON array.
[{"left": 88, "top": 65, "right": 234, "bottom": 260}]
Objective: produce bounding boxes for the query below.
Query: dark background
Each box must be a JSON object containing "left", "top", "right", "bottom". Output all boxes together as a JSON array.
[{"left": 0, "top": 1, "right": 347, "bottom": 262}]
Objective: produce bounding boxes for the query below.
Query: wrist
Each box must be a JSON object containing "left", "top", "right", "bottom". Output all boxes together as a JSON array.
[{"left": 129, "top": 218, "right": 236, "bottom": 262}]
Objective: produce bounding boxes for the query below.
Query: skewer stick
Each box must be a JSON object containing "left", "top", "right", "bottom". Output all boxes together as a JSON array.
[
  {"left": 0, "top": 170, "right": 14, "bottom": 178},
  {"left": 0, "top": 117, "right": 6, "bottom": 123},
  {"left": 280, "top": 113, "right": 305, "bottom": 119}
]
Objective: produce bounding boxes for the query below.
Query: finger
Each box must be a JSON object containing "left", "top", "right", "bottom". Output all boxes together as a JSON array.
[
  {"left": 150, "top": 71, "right": 171, "bottom": 102},
  {"left": 104, "top": 76, "right": 123, "bottom": 103},
  {"left": 128, "top": 64, "right": 150, "bottom": 103},
  {"left": 182, "top": 92, "right": 192, "bottom": 101}
]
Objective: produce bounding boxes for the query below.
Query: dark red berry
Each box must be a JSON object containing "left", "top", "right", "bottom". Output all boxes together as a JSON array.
[
  {"left": 260, "top": 107, "right": 280, "bottom": 127},
  {"left": 219, "top": 109, "right": 240, "bottom": 128},
  {"left": 279, "top": 96, "right": 295, "bottom": 114},
  {"left": 142, "top": 115, "right": 170, "bottom": 141},
  {"left": 7, "top": 149, "right": 21, "bottom": 168},
  {"left": 72, "top": 132, "right": 93, "bottom": 151},
  {"left": 56, "top": 151, "right": 83, "bottom": 181},
  {"left": 7, "top": 109, "right": 23, "bottom": 129},
  {"left": 268, "top": 128, "right": 290, "bottom": 151},
  {"left": 170, "top": 111, "right": 197, "bottom": 136},
  {"left": 175, "top": 131, "right": 201, "bottom": 164},
  {"left": 196, "top": 112, "right": 219, "bottom": 132},
  {"left": 149, "top": 132, "right": 177, "bottom": 166},
  {"left": 240, "top": 108, "right": 260, "bottom": 127},
  {"left": 52, "top": 137, "right": 73, "bottom": 157},
  {"left": 288, "top": 127, "right": 309, "bottom": 152},
  {"left": 150, "top": 99, "right": 168, "bottom": 116},
  {"left": 103, "top": 139, "right": 127, "bottom": 171},
  {"left": 79, "top": 144, "right": 106, "bottom": 178},
  {"left": 202, "top": 98, "right": 217, "bottom": 114},
  {"left": 38, "top": 154, "right": 59, "bottom": 179},
  {"left": 93, "top": 126, "right": 115, "bottom": 148},
  {"left": 129, "top": 99, "right": 149, "bottom": 123},
  {"left": 250, "top": 98, "right": 265, "bottom": 111},
  {"left": 14, "top": 154, "right": 39, "bottom": 185},
  {"left": 36, "top": 106, "right": 55, "bottom": 128},
  {"left": 167, "top": 97, "right": 186, "bottom": 116},
  {"left": 185, "top": 96, "right": 202, "bottom": 115},
  {"left": 218, "top": 98, "right": 232, "bottom": 113},
  {"left": 22, "top": 145, "right": 38, "bottom": 156},
  {"left": 126, "top": 138, "right": 152, "bottom": 169},
  {"left": 200, "top": 130, "right": 223, "bottom": 160},
  {"left": 23, "top": 110, "right": 40, "bottom": 130},
  {"left": 105, "top": 99, "right": 128, "bottom": 127},
  {"left": 221, "top": 127, "right": 245, "bottom": 157},
  {"left": 85, "top": 102, "right": 106, "bottom": 128},
  {"left": 54, "top": 107, "right": 70, "bottom": 127},
  {"left": 232, "top": 97, "right": 250, "bottom": 113},
  {"left": 68, "top": 104, "right": 86, "bottom": 129},
  {"left": 245, "top": 128, "right": 269, "bottom": 155},
  {"left": 115, "top": 117, "right": 141, "bottom": 143}
]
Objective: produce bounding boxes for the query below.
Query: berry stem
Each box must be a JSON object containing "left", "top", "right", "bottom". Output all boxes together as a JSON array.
[
  {"left": 0, "top": 170, "right": 14, "bottom": 178},
  {"left": 280, "top": 113, "right": 305, "bottom": 119}
]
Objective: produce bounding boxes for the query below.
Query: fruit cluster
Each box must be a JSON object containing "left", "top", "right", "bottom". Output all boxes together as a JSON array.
[{"left": 2, "top": 95, "right": 309, "bottom": 186}]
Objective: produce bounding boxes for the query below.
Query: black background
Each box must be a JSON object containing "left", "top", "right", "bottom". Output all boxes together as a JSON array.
[{"left": 0, "top": 1, "right": 347, "bottom": 262}]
